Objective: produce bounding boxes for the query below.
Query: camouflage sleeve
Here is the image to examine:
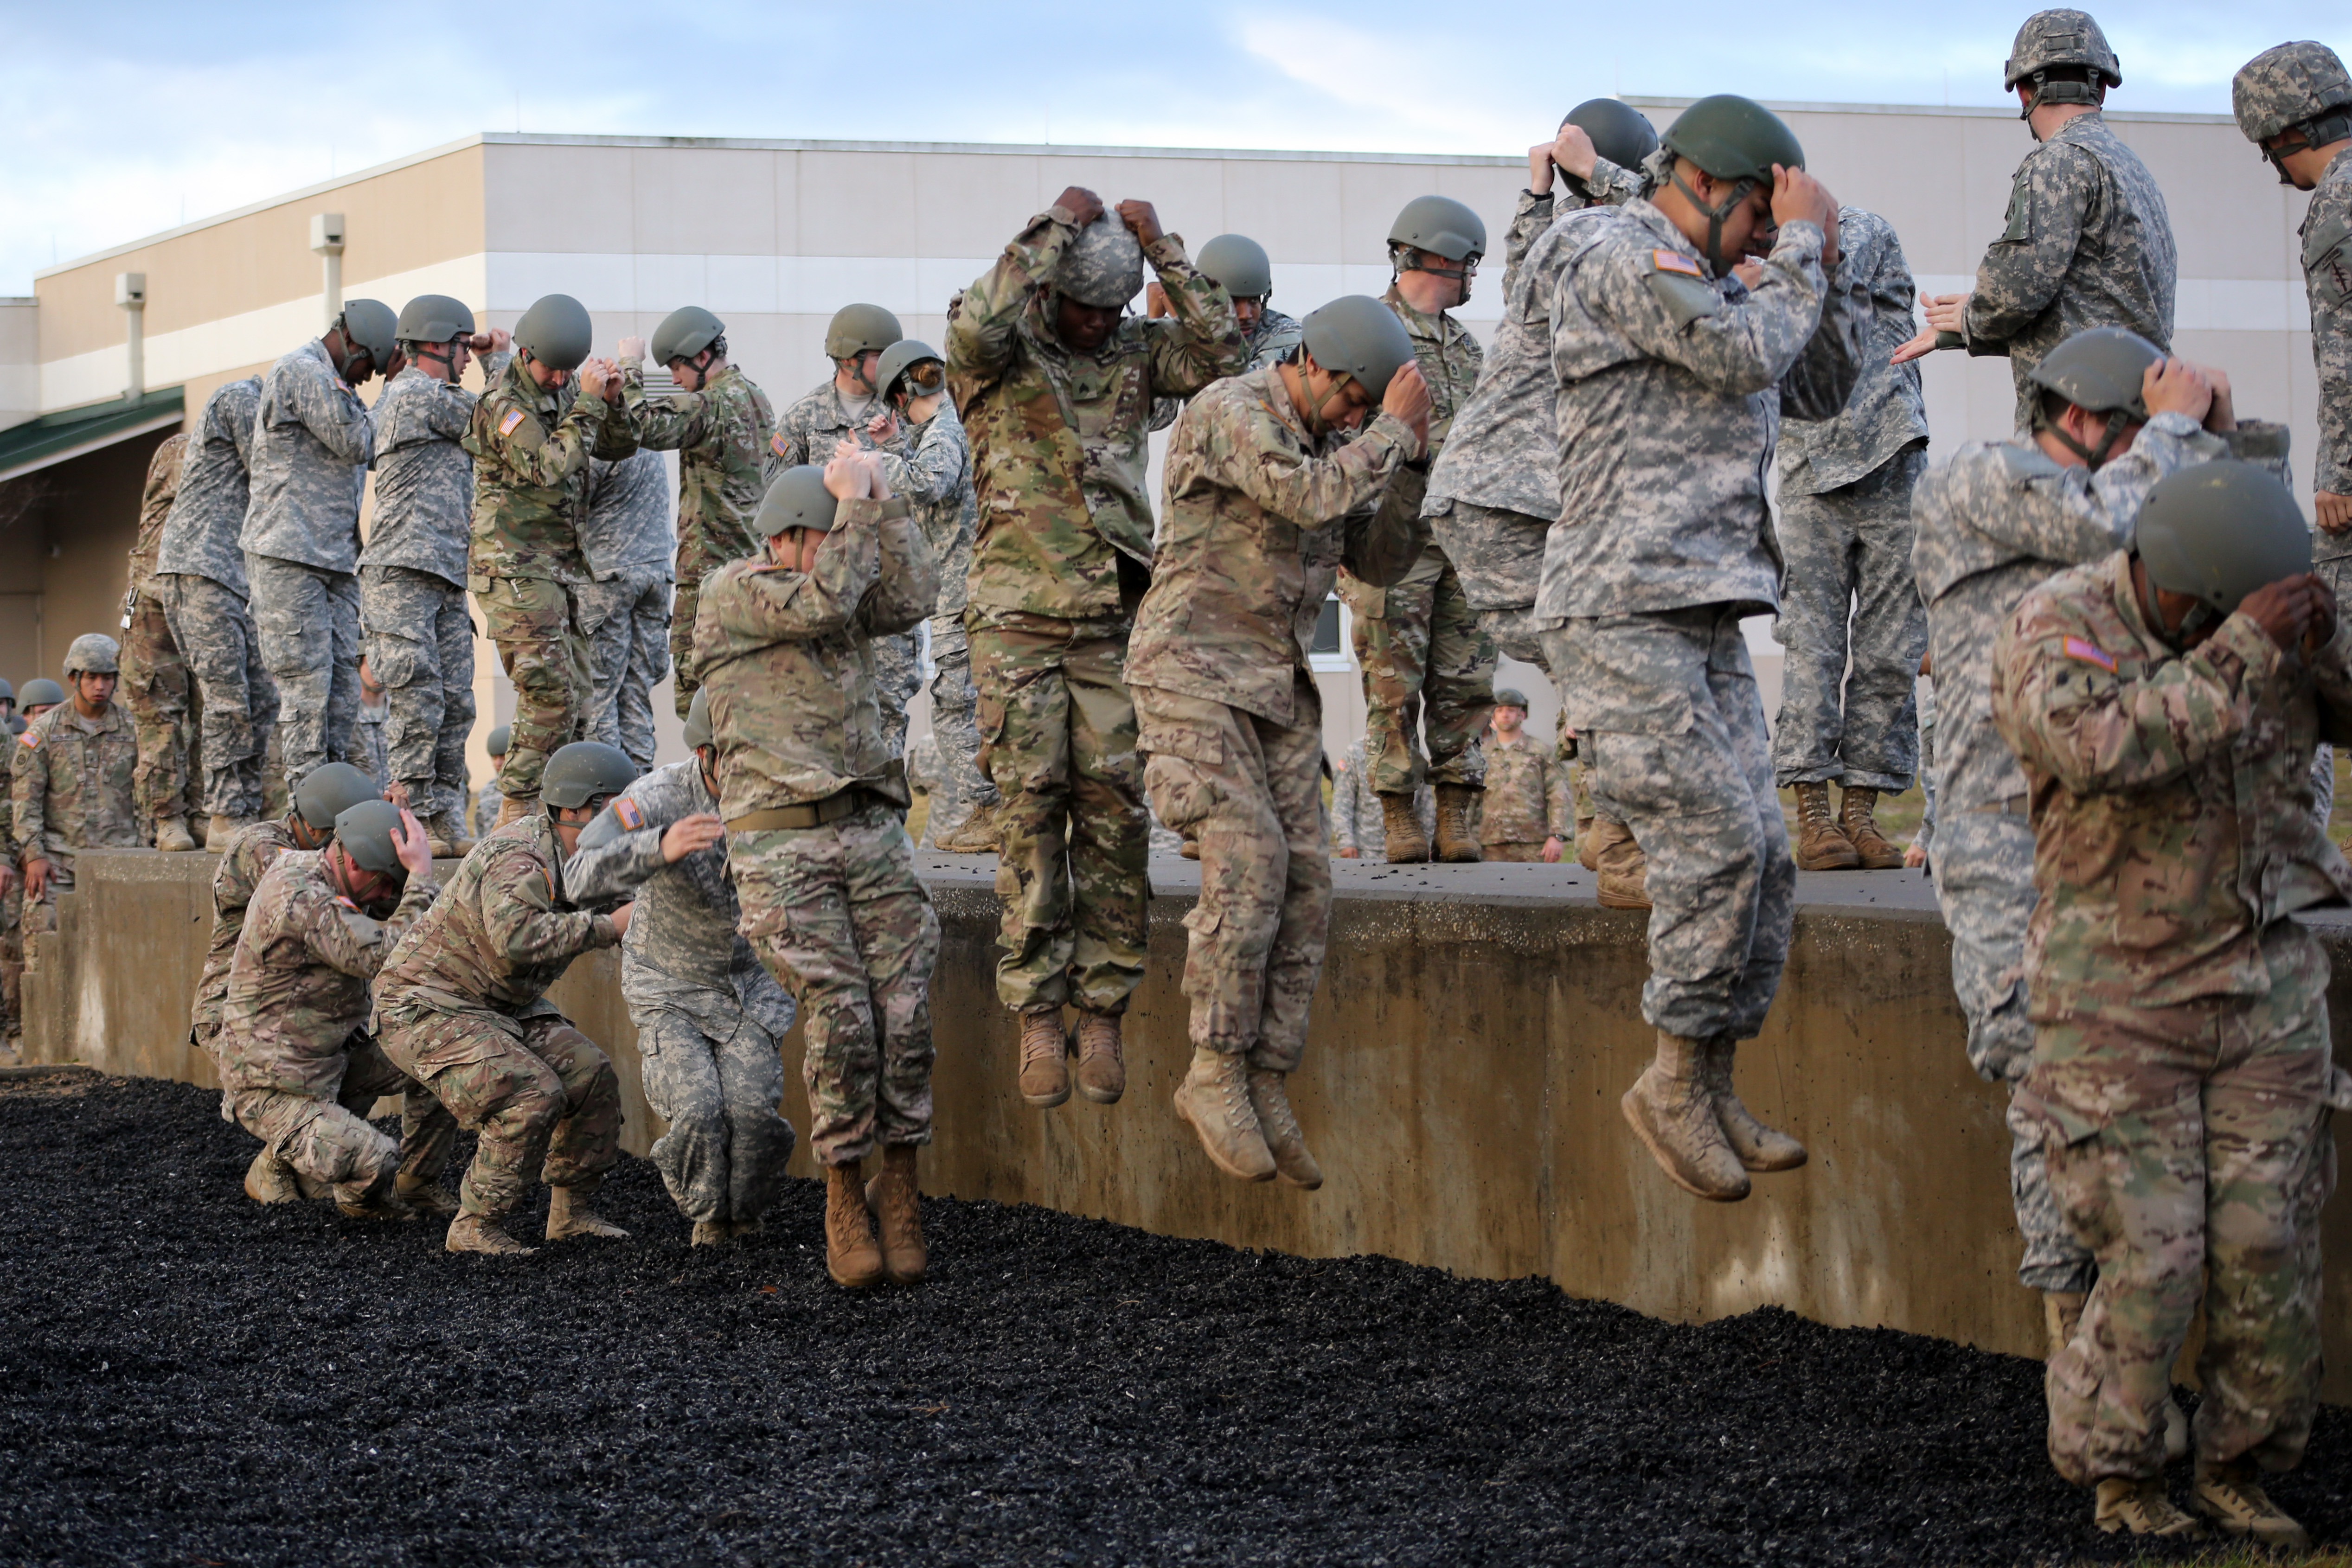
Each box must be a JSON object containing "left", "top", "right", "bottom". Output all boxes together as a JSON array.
[
  {"left": 12, "top": 734, "right": 45, "bottom": 861},
  {"left": 563, "top": 799, "right": 674, "bottom": 906},
  {"left": 1581, "top": 157, "right": 1643, "bottom": 209},
  {"left": 292, "top": 357, "right": 375, "bottom": 464},
  {"left": 857, "top": 500, "right": 941, "bottom": 639},
  {"left": 1147, "top": 395, "right": 1183, "bottom": 434},
  {"left": 1499, "top": 191, "right": 1557, "bottom": 311},
  {"left": 226, "top": 384, "right": 260, "bottom": 468},
  {"left": 948, "top": 207, "right": 1078, "bottom": 384},
  {"left": 1589, "top": 221, "right": 1833, "bottom": 398},
  {"left": 2305, "top": 182, "right": 2352, "bottom": 493},
  {"left": 1778, "top": 233, "right": 1866, "bottom": 422},
  {"left": 1196, "top": 390, "right": 1418, "bottom": 537},
  {"left": 1963, "top": 146, "right": 2096, "bottom": 356},
  {"left": 300, "top": 873, "right": 439, "bottom": 980},
  {"left": 590, "top": 394, "right": 640, "bottom": 461},
  {"left": 474, "top": 395, "right": 613, "bottom": 490},
  {"left": 873, "top": 415, "right": 964, "bottom": 507},
  {"left": 1329, "top": 760, "right": 1361, "bottom": 853},
  {"left": 1142, "top": 234, "right": 1248, "bottom": 400},
  {"left": 424, "top": 379, "right": 479, "bottom": 442},
  {"left": 768, "top": 402, "right": 811, "bottom": 471},
  {"left": 618, "top": 360, "right": 710, "bottom": 453},
  {"left": 480, "top": 845, "right": 616, "bottom": 969},
  {"left": 1545, "top": 754, "right": 1573, "bottom": 839},
  {"left": 695, "top": 517, "right": 884, "bottom": 666}
]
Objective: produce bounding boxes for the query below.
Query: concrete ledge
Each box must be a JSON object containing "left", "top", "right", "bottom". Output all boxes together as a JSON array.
[{"left": 27, "top": 846, "right": 2352, "bottom": 1395}]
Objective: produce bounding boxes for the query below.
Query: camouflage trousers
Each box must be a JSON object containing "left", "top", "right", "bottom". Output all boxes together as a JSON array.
[
  {"left": 1770, "top": 446, "right": 1929, "bottom": 791},
  {"left": 923, "top": 617, "right": 998, "bottom": 840},
  {"left": 1929, "top": 807, "right": 2092, "bottom": 1292},
  {"left": 874, "top": 631, "right": 920, "bottom": 762},
  {"left": 669, "top": 573, "right": 711, "bottom": 722},
  {"left": 1136, "top": 680, "right": 1329, "bottom": 1071},
  {"left": 579, "top": 567, "right": 671, "bottom": 773},
  {"left": 1344, "top": 539, "right": 1496, "bottom": 794},
  {"left": 635, "top": 1004, "right": 795, "bottom": 1226},
  {"left": 476, "top": 574, "right": 592, "bottom": 802},
  {"left": 0, "top": 875, "right": 20, "bottom": 1035},
  {"left": 156, "top": 572, "right": 275, "bottom": 819},
  {"left": 1424, "top": 498, "right": 1552, "bottom": 666},
  {"left": 359, "top": 566, "right": 475, "bottom": 824},
  {"left": 1543, "top": 607, "right": 1792, "bottom": 1041},
  {"left": 2018, "top": 923, "right": 2336, "bottom": 1485},
  {"left": 120, "top": 582, "right": 203, "bottom": 829},
  {"left": 248, "top": 554, "right": 360, "bottom": 790},
  {"left": 969, "top": 614, "right": 1148, "bottom": 1015},
  {"left": 732, "top": 806, "right": 939, "bottom": 1168},
  {"left": 227, "top": 1033, "right": 455, "bottom": 1199},
  {"left": 378, "top": 1004, "right": 623, "bottom": 1220}
]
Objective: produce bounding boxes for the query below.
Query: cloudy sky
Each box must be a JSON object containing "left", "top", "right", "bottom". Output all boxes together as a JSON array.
[{"left": 5, "top": 1, "right": 2333, "bottom": 294}]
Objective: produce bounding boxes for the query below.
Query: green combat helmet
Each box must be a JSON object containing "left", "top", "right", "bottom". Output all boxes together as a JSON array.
[
  {"left": 755, "top": 465, "right": 842, "bottom": 535},
  {"left": 1660, "top": 95, "right": 1806, "bottom": 275},
  {"left": 1388, "top": 196, "right": 1486, "bottom": 301},
  {"left": 2004, "top": 9, "right": 2121, "bottom": 118},
  {"left": 1059, "top": 214, "right": 1144, "bottom": 308},
  {"left": 333, "top": 298, "right": 398, "bottom": 381},
  {"left": 682, "top": 685, "right": 714, "bottom": 752},
  {"left": 1564, "top": 98, "right": 1660, "bottom": 180},
  {"left": 874, "top": 339, "right": 946, "bottom": 403},
  {"left": 1196, "top": 234, "right": 1274, "bottom": 301},
  {"left": 2025, "top": 325, "right": 2162, "bottom": 468},
  {"left": 652, "top": 305, "right": 726, "bottom": 367},
  {"left": 825, "top": 303, "right": 903, "bottom": 360},
  {"left": 514, "top": 294, "right": 594, "bottom": 371},
  {"left": 396, "top": 294, "right": 475, "bottom": 347},
  {"left": 17, "top": 678, "right": 65, "bottom": 710},
  {"left": 541, "top": 742, "right": 638, "bottom": 812},
  {"left": 2233, "top": 42, "right": 2352, "bottom": 182},
  {"left": 2136, "top": 460, "right": 2312, "bottom": 620},
  {"left": 1300, "top": 295, "right": 1416, "bottom": 401},
  {"left": 333, "top": 798, "right": 411, "bottom": 877},
  {"left": 486, "top": 723, "right": 510, "bottom": 757},
  {"left": 64, "top": 633, "right": 120, "bottom": 678},
  {"left": 294, "top": 762, "right": 383, "bottom": 831},
  {"left": 1494, "top": 687, "right": 1530, "bottom": 710},
  {"left": 0, "top": 677, "right": 13, "bottom": 708}
]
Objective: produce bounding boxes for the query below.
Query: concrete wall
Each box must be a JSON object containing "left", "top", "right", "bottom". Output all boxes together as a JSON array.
[
  {"left": 27, "top": 848, "right": 2352, "bottom": 1397},
  {"left": 0, "top": 299, "right": 36, "bottom": 433}
]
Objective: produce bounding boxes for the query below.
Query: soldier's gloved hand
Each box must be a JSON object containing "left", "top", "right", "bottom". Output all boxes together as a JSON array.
[
  {"left": 1054, "top": 186, "right": 1105, "bottom": 227},
  {"left": 24, "top": 858, "right": 50, "bottom": 901},
  {"left": 661, "top": 813, "right": 726, "bottom": 864},
  {"left": 2142, "top": 358, "right": 2214, "bottom": 425},
  {"left": 2318, "top": 493, "right": 2352, "bottom": 535},
  {"left": 392, "top": 808, "right": 435, "bottom": 880},
  {"left": 608, "top": 902, "right": 635, "bottom": 940}
]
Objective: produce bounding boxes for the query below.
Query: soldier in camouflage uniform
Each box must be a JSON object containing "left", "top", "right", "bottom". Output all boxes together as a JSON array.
[
  {"left": 1133, "top": 296, "right": 1428, "bottom": 1184},
  {"left": 1540, "top": 96, "right": 1861, "bottom": 1202},
  {"left": 1772, "top": 206, "right": 1933, "bottom": 874},
  {"left": 695, "top": 455, "right": 939, "bottom": 1288},
  {"left": 463, "top": 294, "right": 638, "bottom": 819},
  {"left": 1481, "top": 689, "right": 1571, "bottom": 862},
  {"left": 376, "top": 741, "right": 638, "bottom": 1255},
  {"left": 619, "top": 305, "right": 774, "bottom": 720},
  {"left": 949, "top": 187, "right": 1243, "bottom": 1095},
  {"left": 1328, "top": 736, "right": 1432, "bottom": 861},
  {"left": 1895, "top": 12, "right": 2177, "bottom": 427},
  {"left": 1993, "top": 462, "right": 2342, "bottom": 1546},
  {"left": 13, "top": 636, "right": 141, "bottom": 941},
  {"left": 119, "top": 433, "right": 200, "bottom": 851},
  {"left": 360, "top": 296, "right": 510, "bottom": 856},
  {"left": 0, "top": 680, "right": 56, "bottom": 1044},
  {"left": 473, "top": 723, "right": 508, "bottom": 841},
  {"left": 575, "top": 450, "right": 675, "bottom": 771},
  {"left": 1147, "top": 232, "right": 1307, "bottom": 430},
  {"left": 155, "top": 374, "right": 271, "bottom": 838},
  {"left": 242, "top": 301, "right": 395, "bottom": 790},
  {"left": 218, "top": 798, "right": 446, "bottom": 1219},
  {"left": 568, "top": 689, "right": 799, "bottom": 1245}
]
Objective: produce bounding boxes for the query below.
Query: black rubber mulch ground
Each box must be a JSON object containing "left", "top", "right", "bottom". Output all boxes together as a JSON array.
[{"left": 4, "top": 1073, "right": 2348, "bottom": 1568}]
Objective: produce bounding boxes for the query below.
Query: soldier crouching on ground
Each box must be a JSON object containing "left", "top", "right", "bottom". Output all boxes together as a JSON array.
[
  {"left": 217, "top": 799, "right": 445, "bottom": 1220},
  {"left": 374, "top": 742, "right": 639, "bottom": 1256},
  {"left": 565, "top": 688, "right": 800, "bottom": 1247},
  {"left": 696, "top": 452, "right": 940, "bottom": 1289},
  {"left": 1131, "top": 296, "right": 1429, "bottom": 1185},
  {"left": 1993, "top": 462, "right": 2348, "bottom": 1548}
]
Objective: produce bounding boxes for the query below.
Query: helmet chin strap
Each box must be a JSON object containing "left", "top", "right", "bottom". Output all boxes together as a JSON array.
[
  {"left": 1392, "top": 247, "right": 1476, "bottom": 306},
  {"left": 326, "top": 320, "right": 372, "bottom": 383},
  {"left": 2036, "top": 403, "right": 2133, "bottom": 471},
  {"left": 1295, "top": 365, "right": 1354, "bottom": 440},
  {"left": 1668, "top": 168, "right": 1756, "bottom": 275},
  {"left": 2133, "top": 553, "right": 2218, "bottom": 648}
]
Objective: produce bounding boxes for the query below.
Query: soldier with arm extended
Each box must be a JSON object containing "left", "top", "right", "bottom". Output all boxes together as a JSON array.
[
  {"left": 573, "top": 450, "right": 676, "bottom": 771},
  {"left": 120, "top": 433, "right": 200, "bottom": 851}
]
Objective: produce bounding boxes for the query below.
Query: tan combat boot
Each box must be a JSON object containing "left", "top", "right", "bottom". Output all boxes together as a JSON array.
[
  {"left": 933, "top": 803, "right": 1000, "bottom": 855},
  {"left": 691, "top": 1220, "right": 729, "bottom": 1248},
  {"left": 871, "top": 1143, "right": 927, "bottom": 1285},
  {"left": 209, "top": 813, "right": 258, "bottom": 847},
  {"left": 2094, "top": 1478, "right": 2203, "bottom": 1538},
  {"left": 2042, "top": 1290, "right": 2086, "bottom": 1360},
  {"left": 1017, "top": 1006, "right": 1071, "bottom": 1107},
  {"left": 1575, "top": 815, "right": 1597, "bottom": 870},
  {"left": 243, "top": 1146, "right": 299, "bottom": 1205},
  {"left": 1589, "top": 818, "right": 1652, "bottom": 910},
  {"left": 1699, "top": 1036, "right": 1806, "bottom": 1171},
  {"left": 1179, "top": 835, "right": 1201, "bottom": 861},
  {"left": 153, "top": 816, "right": 198, "bottom": 853},
  {"left": 1247, "top": 1068, "right": 1322, "bottom": 1189},
  {"left": 1073, "top": 1011, "right": 1126, "bottom": 1104},
  {"left": 1173, "top": 1045, "right": 1276, "bottom": 1182},
  {"left": 1838, "top": 786, "right": 1903, "bottom": 870},
  {"left": 395, "top": 1174, "right": 460, "bottom": 1216},
  {"left": 493, "top": 792, "right": 538, "bottom": 830},
  {"left": 2192, "top": 1458, "right": 2308, "bottom": 1548},
  {"left": 1379, "top": 793, "right": 1429, "bottom": 863},
  {"left": 445, "top": 1213, "right": 537, "bottom": 1256},
  {"left": 426, "top": 809, "right": 474, "bottom": 859},
  {"left": 335, "top": 1171, "right": 416, "bottom": 1222},
  {"left": 545, "top": 1179, "right": 630, "bottom": 1242},
  {"left": 1792, "top": 781, "right": 1861, "bottom": 871},
  {"left": 824, "top": 1162, "right": 885, "bottom": 1288},
  {"left": 1621, "top": 1031, "right": 1750, "bottom": 1201},
  {"left": 1433, "top": 783, "right": 1482, "bottom": 863}
]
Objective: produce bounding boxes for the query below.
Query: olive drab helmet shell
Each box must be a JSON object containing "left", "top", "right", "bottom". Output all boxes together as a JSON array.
[
  {"left": 514, "top": 294, "right": 594, "bottom": 371},
  {"left": 2233, "top": 42, "right": 2352, "bottom": 180},
  {"left": 1388, "top": 196, "right": 1487, "bottom": 264},
  {"left": 541, "top": 742, "right": 638, "bottom": 811},
  {"left": 1564, "top": 98, "right": 1661, "bottom": 176},
  {"left": 396, "top": 294, "right": 476, "bottom": 346},
  {"left": 1059, "top": 214, "right": 1146, "bottom": 308},
  {"left": 1661, "top": 96, "right": 1806, "bottom": 184},
  {"left": 652, "top": 305, "right": 726, "bottom": 367},
  {"left": 824, "top": 304, "right": 904, "bottom": 360},
  {"left": 0, "top": 677, "right": 13, "bottom": 705},
  {"left": 294, "top": 761, "right": 383, "bottom": 831},
  {"left": 2004, "top": 9, "right": 2121, "bottom": 118},
  {"left": 2135, "top": 460, "right": 2312, "bottom": 615},
  {"left": 2026, "top": 325, "right": 2161, "bottom": 416},
  {"left": 682, "top": 686, "right": 715, "bottom": 753},
  {"left": 755, "top": 465, "right": 842, "bottom": 536},
  {"left": 64, "top": 633, "right": 121, "bottom": 678},
  {"left": 333, "top": 798, "right": 410, "bottom": 876},
  {"left": 1300, "top": 295, "right": 1416, "bottom": 399},
  {"left": 486, "top": 723, "right": 511, "bottom": 757},
  {"left": 1196, "top": 234, "right": 1275, "bottom": 300},
  {"left": 1493, "top": 687, "right": 1530, "bottom": 710},
  {"left": 874, "top": 339, "right": 946, "bottom": 404},
  {"left": 17, "top": 678, "right": 65, "bottom": 709},
  {"left": 336, "top": 298, "right": 399, "bottom": 377}
]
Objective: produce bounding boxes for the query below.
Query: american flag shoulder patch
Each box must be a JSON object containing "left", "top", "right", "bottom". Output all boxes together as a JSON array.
[
  {"left": 770, "top": 430, "right": 790, "bottom": 457},
  {"left": 1652, "top": 249, "right": 1704, "bottom": 277},
  {"left": 18, "top": 730, "right": 38, "bottom": 748},
  {"left": 613, "top": 799, "right": 646, "bottom": 832},
  {"left": 498, "top": 409, "right": 528, "bottom": 437},
  {"left": 2063, "top": 635, "right": 2117, "bottom": 672}
]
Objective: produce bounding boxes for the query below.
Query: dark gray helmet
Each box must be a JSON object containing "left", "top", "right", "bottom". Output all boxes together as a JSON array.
[
  {"left": 396, "top": 294, "right": 475, "bottom": 346},
  {"left": 1300, "top": 296, "right": 1416, "bottom": 400},
  {"left": 2234, "top": 42, "right": 2352, "bottom": 181},
  {"left": 682, "top": 686, "right": 714, "bottom": 752},
  {"left": 17, "top": 678, "right": 64, "bottom": 709},
  {"left": 824, "top": 303, "right": 903, "bottom": 360},
  {"left": 1196, "top": 234, "right": 1274, "bottom": 300},
  {"left": 486, "top": 723, "right": 510, "bottom": 757},
  {"left": 1059, "top": 215, "right": 1145, "bottom": 308},
  {"left": 0, "top": 677, "right": 13, "bottom": 704},
  {"left": 335, "top": 299, "right": 398, "bottom": 376},
  {"left": 652, "top": 306, "right": 726, "bottom": 367},
  {"left": 64, "top": 633, "right": 120, "bottom": 677},
  {"left": 333, "top": 798, "right": 410, "bottom": 877},
  {"left": 542, "top": 742, "right": 637, "bottom": 810},
  {"left": 1388, "top": 196, "right": 1486, "bottom": 264},
  {"left": 2005, "top": 9, "right": 2121, "bottom": 117},
  {"left": 2026, "top": 325, "right": 2163, "bottom": 467},
  {"left": 755, "top": 466, "right": 841, "bottom": 536},
  {"left": 1564, "top": 99, "right": 1660, "bottom": 176},
  {"left": 294, "top": 761, "right": 382, "bottom": 830},
  {"left": 2136, "top": 460, "right": 2312, "bottom": 616},
  {"left": 6, "top": 715, "right": 22, "bottom": 735},
  {"left": 1493, "top": 687, "right": 1530, "bottom": 709},
  {"left": 515, "top": 294, "right": 594, "bottom": 371},
  {"left": 875, "top": 339, "right": 946, "bottom": 404}
]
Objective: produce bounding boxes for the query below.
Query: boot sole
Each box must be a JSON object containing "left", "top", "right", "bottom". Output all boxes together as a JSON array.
[
  {"left": 1793, "top": 851, "right": 1863, "bottom": 872},
  {"left": 1075, "top": 1080, "right": 1124, "bottom": 1105},
  {"left": 1620, "top": 1090, "right": 1750, "bottom": 1202},
  {"left": 1021, "top": 1083, "right": 1071, "bottom": 1108},
  {"left": 827, "top": 1258, "right": 886, "bottom": 1288},
  {"left": 1173, "top": 1090, "right": 1276, "bottom": 1182},
  {"left": 1596, "top": 890, "right": 1652, "bottom": 911}
]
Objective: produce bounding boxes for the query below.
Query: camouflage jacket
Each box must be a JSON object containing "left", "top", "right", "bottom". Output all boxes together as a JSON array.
[
  {"left": 374, "top": 810, "right": 621, "bottom": 1021},
  {"left": 580, "top": 450, "right": 677, "bottom": 580},
  {"left": 217, "top": 850, "right": 439, "bottom": 1099},
  {"left": 1425, "top": 172, "right": 1640, "bottom": 523},
  {"left": 1328, "top": 737, "right": 1432, "bottom": 857},
  {"left": 2304, "top": 146, "right": 2352, "bottom": 496},
  {"left": 947, "top": 203, "right": 1245, "bottom": 622},
  {"left": 622, "top": 360, "right": 775, "bottom": 588},
  {"left": 1912, "top": 413, "right": 2290, "bottom": 813},
  {"left": 11, "top": 701, "right": 138, "bottom": 873},
  {"left": 240, "top": 340, "right": 374, "bottom": 572},
  {"left": 156, "top": 377, "right": 262, "bottom": 596},
  {"left": 693, "top": 496, "right": 936, "bottom": 815},
  {"left": 564, "top": 758, "right": 795, "bottom": 1039},
  {"left": 359, "top": 356, "right": 508, "bottom": 587},
  {"left": 873, "top": 403, "right": 977, "bottom": 619},
  {"left": 462, "top": 354, "right": 638, "bottom": 589},
  {"left": 1781, "top": 207, "right": 1931, "bottom": 497},
  {"left": 191, "top": 818, "right": 301, "bottom": 1045},
  {"left": 1993, "top": 550, "right": 2352, "bottom": 1025},
  {"left": 1540, "top": 198, "right": 1861, "bottom": 621},
  {"left": 1960, "top": 111, "right": 2177, "bottom": 423},
  {"left": 1149, "top": 307, "right": 1308, "bottom": 431},
  {"left": 1130, "top": 366, "right": 1421, "bottom": 725},
  {"left": 128, "top": 435, "right": 188, "bottom": 591},
  {"left": 770, "top": 378, "right": 883, "bottom": 473},
  {"left": 1481, "top": 735, "right": 1571, "bottom": 844}
]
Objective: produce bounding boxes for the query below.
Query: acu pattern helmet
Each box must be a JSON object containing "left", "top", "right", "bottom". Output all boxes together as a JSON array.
[
  {"left": 2025, "top": 325, "right": 2162, "bottom": 468},
  {"left": 64, "top": 633, "right": 120, "bottom": 678},
  {"left": 2004, "top": 10, "right": 2121, "bottom": 118},
  {"left": 1059, "top": 215, "right": 1145, "bottom": 308},
  {"left": 294, "top": 762, "right": 382, "bottom": 831},
  {"left": 541, "top": 742, "right": 638, "bottom": 811},
  {"left": 1659, "top": 96, "right": 1805, "bottom": 274},
  {"left": 652, "top": 306, "right": 726, "bottom": 367},
  {"left": 2135, "top": 460, "right": 2312, "bottom": 619},
  {"left": 515, "top": 294, "right": 594, "bottom": 371},
  {"left": 2233, "top": 42, "right": 2352, "bottom": 182}
]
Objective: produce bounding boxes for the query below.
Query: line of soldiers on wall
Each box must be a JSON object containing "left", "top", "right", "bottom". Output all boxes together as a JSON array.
[{"left": 5, "top": 10, "right": 2352, "bottom": 1547}]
